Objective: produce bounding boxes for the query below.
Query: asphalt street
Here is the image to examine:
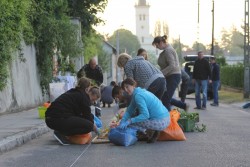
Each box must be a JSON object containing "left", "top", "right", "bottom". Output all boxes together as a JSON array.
[{"left": 0, "top": 98, "right": 250, "bottom": 167}]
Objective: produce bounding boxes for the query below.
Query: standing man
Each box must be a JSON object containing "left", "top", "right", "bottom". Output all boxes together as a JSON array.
[
  {"left": 210, "top": 57, "right": 220, "bottom": 106},
  {"left": 192, "top": 51, "right": 212, "bottom": 110},
  {"left": 77, "top": 58, "right": 103, "bottom": 118}
]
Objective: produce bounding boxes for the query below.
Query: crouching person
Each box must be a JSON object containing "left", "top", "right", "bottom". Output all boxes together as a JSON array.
[
  {"left": 118, "top": 78, "right": 170, "bottom": 143},
  {"left": 45, "top": 77, "right": 101, "bottom": 145}
]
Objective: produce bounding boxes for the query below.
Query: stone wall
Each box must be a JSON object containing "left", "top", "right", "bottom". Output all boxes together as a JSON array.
[{"left": 0, "top": 44, "right": 45, "bottom": 113}]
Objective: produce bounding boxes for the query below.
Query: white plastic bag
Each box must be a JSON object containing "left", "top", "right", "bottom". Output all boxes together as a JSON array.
[{"left": 49, "top": 83, "right": 67, "bottom": 102}]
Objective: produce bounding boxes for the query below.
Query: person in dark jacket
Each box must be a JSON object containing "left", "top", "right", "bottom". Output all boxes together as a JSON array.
[
  {"left": 77, "top": 58, "right": 103, "bottom": 86},
  {"left": 45, "top": 77, "right": 101, "bottom": 145},
  {"left": 101, "top": 81, "right": 117, "bottom": 107},
  {"left": 77, "top": 58, "right": 103, "bottom": 118},
  {"left": 210, "top": 57, "right": 220, "bottom": 106},
  {"left": 192, "top": 51, "right": 212, "bottom": 110}
]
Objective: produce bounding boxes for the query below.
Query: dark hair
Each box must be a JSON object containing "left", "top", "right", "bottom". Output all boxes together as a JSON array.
[
  {"left": 137, "top": 48, "right": 146, "bottom": 56},
  {"left": 121, "top": 78, "right": 137, "bottom": 90},
  {"left": 112, "top": 85, "right": 122, "bottom": 99},
  {"left": 152, "top": 35, "right": 168, "bottom": 45},
  {"left": 110, "top": 81, "right": 117, "bottom": 86}
]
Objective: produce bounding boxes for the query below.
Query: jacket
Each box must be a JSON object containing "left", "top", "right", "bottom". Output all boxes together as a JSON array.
[
  {"left": 121, "top": 87, "right": 169, "bottom": 123},
  {"left": 193, "top": 58, "right": 211, "bottom": 80},
  {"left": 45, "top": 88, "right": 94, "bottom": 123}
]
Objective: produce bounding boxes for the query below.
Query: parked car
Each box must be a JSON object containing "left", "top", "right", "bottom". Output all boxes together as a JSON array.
[{"left": 178, "top": 55, "right": 214, "bottom": 100}]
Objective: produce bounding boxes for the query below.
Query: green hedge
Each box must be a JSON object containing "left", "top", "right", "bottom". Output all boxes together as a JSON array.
[{"left": 220, "top": 65, "right": 244, "bottom": 89}]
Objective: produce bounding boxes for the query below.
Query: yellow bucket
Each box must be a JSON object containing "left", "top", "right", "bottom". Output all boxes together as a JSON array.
[{"left": 38, "top": 106, "right": 47, "bottom": 119}]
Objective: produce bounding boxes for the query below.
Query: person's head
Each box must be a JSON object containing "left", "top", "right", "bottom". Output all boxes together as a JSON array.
[
  {"left": 76, "top": 77, "right": 91, "bottom": 91},
  {"left": 89, "top": 58, "right": 97, "bottom": 70},
  {"left": 117, "top": 53, "right": 132, "bottom": 68},
  {"left": 210, "top": 57, "right": 216, "bottom": 63},
  {"left": 137, "top": 48, "right": 148, "bottom": 60},
  {"left": 197, "top": 51, "right": 204, "bottom": 59},
  {"left": 121, "top": 78, "right": 137, "bottom": 95},
  {"left": 152, "top": 35, "right": 168, "bottom": 50},
  {"left": 86, "top": 86, "right": 101, "bottom": 103},
  {"left": 110, "top": 81, "right": 117, "bottom": 86},
  {"left": 112, "top": 85, "right": 124, "bottom": 101}
]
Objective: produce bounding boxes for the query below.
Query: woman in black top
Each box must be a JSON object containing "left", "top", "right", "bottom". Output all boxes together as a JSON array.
[{"left": 45, "top": 77, "right": 100, "bottom": 145}]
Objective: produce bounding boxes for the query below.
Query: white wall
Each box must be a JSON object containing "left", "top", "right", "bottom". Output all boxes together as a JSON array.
[{"left": 0, "top": 43, "right": 45, "bottom": 113}]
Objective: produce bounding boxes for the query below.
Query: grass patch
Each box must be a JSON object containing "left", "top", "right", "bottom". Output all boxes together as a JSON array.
[{"left": 219, "top": 90, "right": 249, "bottom": 104}]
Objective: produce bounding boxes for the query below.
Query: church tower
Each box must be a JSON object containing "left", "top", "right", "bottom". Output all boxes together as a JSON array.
[{"left": 135, "top": 0, "right": 154, "bottom": 52}]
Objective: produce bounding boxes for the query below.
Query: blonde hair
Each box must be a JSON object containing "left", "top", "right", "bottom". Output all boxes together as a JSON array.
[
  {"left": 117, "top": 53, "right": 132, "bottom": 68},
  {"left": 76, "top": 77, "right": 91, "bottom": 90}
]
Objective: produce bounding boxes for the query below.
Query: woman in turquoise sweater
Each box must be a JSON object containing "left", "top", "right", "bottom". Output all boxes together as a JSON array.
[{"left": 119, "top": 78, "right": 170, "bottom": 143}]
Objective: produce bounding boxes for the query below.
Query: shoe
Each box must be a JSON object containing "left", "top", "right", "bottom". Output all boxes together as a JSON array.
[
  {"left": 53, "top": 131, "right": 70, "bottom": 146},
  {"left": 108, "top": 104, "right": 111, "bottom": 108},
  {"left": 194, "top": 107, "right": 201, "bottom": 110},
  {"left": 147, "top": 130, "right": 160, "bottom": 143},
  {"left": 95, "top": 107, "right": 102, "bottom": 118},
  {"left": 201, "top": 107, "right": 206, "bottom": 110},
  {"left": 137, "top": 131, "right": 148, "bottom": 141},
  {"left": 184, "top": 103, "right": 190, "bottom": 112},
  {"left": 210, "top": 103, "right": 219, "bottom": 106}
]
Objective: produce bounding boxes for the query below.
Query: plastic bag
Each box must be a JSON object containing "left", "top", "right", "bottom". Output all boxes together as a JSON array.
[
  {"left": 67, "top": 133, "right": 92, "bottom": 145},
  {"left": 158, "top": 109, "right": 186, "bottom": 141},
  {"left": 108, "top": 127, "right": 138, "bottom": 146},
  {"left": 94, "top": 115, "right": 103, "bottom": 128}
]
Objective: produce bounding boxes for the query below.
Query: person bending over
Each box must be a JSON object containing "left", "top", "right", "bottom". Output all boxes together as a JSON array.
[
  {"left": 45, "top": 77, "right": 100, "bottom": 145},
  {"left": 118, "top": 78, "right": 170, "bottom": 143}
]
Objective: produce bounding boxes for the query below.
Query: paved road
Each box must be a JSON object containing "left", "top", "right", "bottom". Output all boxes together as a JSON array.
[{"left": 0, "top": 99, "right": 250, "bottom": 167}]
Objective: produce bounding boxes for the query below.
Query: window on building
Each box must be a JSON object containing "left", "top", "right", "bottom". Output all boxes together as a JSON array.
[
  {"left": 141, "top": 26, "right": 144, "bottom": 29},
  {"left": 139, "top": 15, "right": 142, "bottom": 20},
  {"left": 141, "top": 36, "right": 144, "bottom": 43},
  {"left": 143, "top": 14, "right": 145, "bottom": 20}
]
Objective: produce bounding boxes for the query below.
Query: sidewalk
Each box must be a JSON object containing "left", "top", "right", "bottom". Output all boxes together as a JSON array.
[{"left": 0, "top": 107, "right": 50, "bottom": 154}]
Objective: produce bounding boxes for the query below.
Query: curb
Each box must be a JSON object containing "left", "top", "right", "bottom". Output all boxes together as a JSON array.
[{"left": 0, "top": 123, "right": 50, "bottom": 154}]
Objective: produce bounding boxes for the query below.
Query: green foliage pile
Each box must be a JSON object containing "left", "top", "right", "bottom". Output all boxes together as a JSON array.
[
  {"left": 0, "top": 0, "right": 107, "bottom": 93},
  {"left": 221, "top": 65, "right": 244, "bottom": 89}
]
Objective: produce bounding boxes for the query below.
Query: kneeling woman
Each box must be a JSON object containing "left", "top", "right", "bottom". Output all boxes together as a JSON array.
[
  {"left": 119, "top": 78, "right": 170, "bottom": 143},
  {"left": 45, "top": 77, "right": 100, "bottom": 145}
]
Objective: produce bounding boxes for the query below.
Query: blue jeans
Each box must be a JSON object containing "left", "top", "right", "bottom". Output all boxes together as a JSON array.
[
  {"left": 170, "top": 98, "right": 186, "bottom": 110},
  {"left": 212, "top": 80, "right": 220, "bottom": 104},
  {"left": 195, "top": 79, "right": 208, "bottom": 108},
  {"left": 147, "top": 77, "right": 166, "bottom": 100},
  {"left": 162, "top": 74, "right": 181, "bottom": 111}
]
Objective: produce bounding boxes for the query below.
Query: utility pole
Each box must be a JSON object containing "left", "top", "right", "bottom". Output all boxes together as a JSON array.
[
  {"left": 211, "top": 0, "right": 215, "bottom": 55},
  {"left": 197, "top": 0, "right": 200, "bottom": 52},
  {"left": 116, "top": 29, "right": 120, "bottom": 83},
  {"left": 244, "top": 0, "right": 250, "bottom": 98}
]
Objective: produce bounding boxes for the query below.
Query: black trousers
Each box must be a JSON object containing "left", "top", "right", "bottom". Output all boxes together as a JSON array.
[{"left": 45, "top": 116, "right": 94, "bottom": 136}]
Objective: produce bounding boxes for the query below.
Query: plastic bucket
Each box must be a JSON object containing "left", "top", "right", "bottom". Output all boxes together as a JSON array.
[{"left": 38, "top": 106, "right": 47, "bottom": 119}]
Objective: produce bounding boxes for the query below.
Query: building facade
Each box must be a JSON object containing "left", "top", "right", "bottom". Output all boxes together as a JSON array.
[{"left": 135, "top": 0, "right": 155, "bottom": 53}]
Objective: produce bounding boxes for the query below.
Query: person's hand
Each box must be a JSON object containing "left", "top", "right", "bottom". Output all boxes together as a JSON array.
[
  {"left": 119, "top": 120, "right": 131, "bottom": 129},
  {"left": 96, "top": 128, "right": 102, "bottom": 136},
  {"left": 93, "top": 124, "right": 101, "bottom": 136}
]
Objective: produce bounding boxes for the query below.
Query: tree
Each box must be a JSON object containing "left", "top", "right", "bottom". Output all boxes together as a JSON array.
[
  {"left": 191, "top": 42, "right": 207, "bottom": 53},
  {"left": 67, "top": 0, "right": 108, "bottom": 35},
  {"left": 220, "top": 26, "right": 244, "bottom": 56},
  {"left": 153, "top": 20, "right": 169, "bottom": 37},
  {"left": 107, "top": 29, "right": 140, "bottom": 56}
]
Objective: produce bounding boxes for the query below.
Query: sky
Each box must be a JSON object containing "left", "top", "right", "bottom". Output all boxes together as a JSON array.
[{"left": 94, "top": 0, "right": 244, "bottom": 46}]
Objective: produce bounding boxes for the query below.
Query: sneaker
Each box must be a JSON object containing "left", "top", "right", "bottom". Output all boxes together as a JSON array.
[
  {"left": 147, "top": 130, "right": 160, "bottom": 143},
  {"left": 53, "top": 131, "right": 70, "bottom": 146},
  {"left": 201, "top": 107, "right": 206, "bottom": 110},
  {"left": 194, "top": 107, "right": 201, "bottom": 110},
  {"left": 210, "top": 103, "right": 219, "bottom": 106},
  {"left": 137, "top": 131, "right": 148, "bottom": 141}
]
